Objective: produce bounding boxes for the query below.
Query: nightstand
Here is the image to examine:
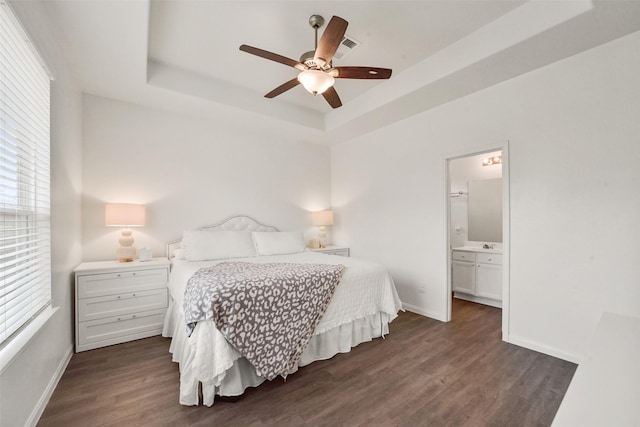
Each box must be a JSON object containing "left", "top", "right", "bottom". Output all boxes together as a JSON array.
[
  {"left": 310, "top": 245, "right": 350, "bottom": 257},
  {"left": 74, "top": 258, "right": 170, "bottom": 352}
]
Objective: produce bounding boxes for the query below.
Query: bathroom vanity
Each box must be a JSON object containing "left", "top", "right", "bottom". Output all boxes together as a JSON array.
[{"left": 452, "top": 244, "right": 502, "bottom": 308}]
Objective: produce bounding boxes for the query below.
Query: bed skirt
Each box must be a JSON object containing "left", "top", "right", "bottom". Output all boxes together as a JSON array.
[{"left": 162, "top": 297, "right": 392, "bottom": 406}]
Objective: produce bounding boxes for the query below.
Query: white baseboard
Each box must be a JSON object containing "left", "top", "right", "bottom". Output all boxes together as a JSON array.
[
  {"left": 402, "top": 302, "right": 447, "bottom": 322},
  {"left": 403, "top": 302, "right": 580, "bottom": 364},
  {"left": 26, "top": 344, "right": 73, "bottom": 427},
  {"left": 507, "top": 333, "right": 581, "bottom": 364}
]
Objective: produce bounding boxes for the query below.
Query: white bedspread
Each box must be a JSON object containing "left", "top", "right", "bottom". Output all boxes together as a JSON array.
[{"left": 165, "top": 251, "right": 402, "bottom": 404}]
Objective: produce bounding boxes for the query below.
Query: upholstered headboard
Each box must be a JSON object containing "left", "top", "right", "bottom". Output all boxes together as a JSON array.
[{"left": 166, "top": 215, "right": 278, "bottom": 259}]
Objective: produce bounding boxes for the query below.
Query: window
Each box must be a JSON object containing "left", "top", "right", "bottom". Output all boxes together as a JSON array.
[{"left": 0, "top": 1, "right": 51, "bottom": 346}]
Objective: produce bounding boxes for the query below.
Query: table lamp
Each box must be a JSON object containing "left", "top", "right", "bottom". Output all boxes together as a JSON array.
[
  {"left": 105, "top": 203, "right": 146, "bottom": 262},
  {"left": 312, "top": 210, "right": 334, "bottom": 248}
]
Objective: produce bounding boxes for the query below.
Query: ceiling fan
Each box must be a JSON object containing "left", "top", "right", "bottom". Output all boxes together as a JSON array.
[{"left": 239, "top": 15, "right": 392, "bottom": 109}]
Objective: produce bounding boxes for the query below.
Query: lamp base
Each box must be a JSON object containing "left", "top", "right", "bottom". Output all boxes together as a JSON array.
[
  {"left": 116, "top": 229, "right": 137, "bottom": 262},
  {"left": 318, "top": 226, "right": 327, "bottom": 248}
]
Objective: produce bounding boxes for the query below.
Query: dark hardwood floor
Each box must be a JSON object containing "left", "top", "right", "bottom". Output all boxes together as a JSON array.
[{"left": 38, "top": 300, "right": 576, "bottom": 427}]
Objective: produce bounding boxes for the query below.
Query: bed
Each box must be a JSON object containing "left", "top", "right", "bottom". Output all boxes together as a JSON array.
[{"left": 162, "top": 215, "right": 402, "bottom": 406}]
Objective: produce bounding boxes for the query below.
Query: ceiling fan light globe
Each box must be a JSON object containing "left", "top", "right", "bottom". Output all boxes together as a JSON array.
[{"left": 298, "top": 70, "right": 334, "bottom": 95}]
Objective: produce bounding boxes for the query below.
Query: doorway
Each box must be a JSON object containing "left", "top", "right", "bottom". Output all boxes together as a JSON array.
[{"left": 445, "top": 144, "right": 510, "bottom": 340}]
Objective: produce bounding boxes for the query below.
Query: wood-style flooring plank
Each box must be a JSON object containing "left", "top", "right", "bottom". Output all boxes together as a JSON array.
[{"left": 37, "top": 300, "right": 576, "bottom": 427}]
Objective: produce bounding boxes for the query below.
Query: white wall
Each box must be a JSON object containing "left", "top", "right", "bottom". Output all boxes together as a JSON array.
[
  {"left": 449, "top": 151, "right": 502, "bottom": 248},
  {"left": 0, "top": 2, "right": 83, "bottom": 427},
  {"left": 331, "top": 31, "right": 640, "bottom": 362},
  {"left": 82, "top": 95, "right": 331, "bottom": 261}
]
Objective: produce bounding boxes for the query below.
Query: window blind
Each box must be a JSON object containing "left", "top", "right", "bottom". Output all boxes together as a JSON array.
[{"left": 0, "top": 2, "right": 51, "bottom": 346}]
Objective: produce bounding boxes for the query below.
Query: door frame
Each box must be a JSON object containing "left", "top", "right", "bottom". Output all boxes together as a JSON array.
[{"left": 444, "top": 141, "right": 511, "bottom": 342}]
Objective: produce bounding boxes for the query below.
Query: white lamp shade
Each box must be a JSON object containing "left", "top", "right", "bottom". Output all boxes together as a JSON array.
[
  {"left": 297, "top": 70, "right": 335, "bottom": 95},
  {"left": 312, "top": 210, "right": 334, "bottom": 226},
  {"left": 105, "top": 203, "right": 146, "bottom": 227}
]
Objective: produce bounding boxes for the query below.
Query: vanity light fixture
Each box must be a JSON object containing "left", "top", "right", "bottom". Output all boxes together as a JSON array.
[{"left": 482, "top": 155, "right": 502, "bottom": 166}]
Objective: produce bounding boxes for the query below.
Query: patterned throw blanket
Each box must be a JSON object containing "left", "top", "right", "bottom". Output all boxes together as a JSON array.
[{"left": 183, "top": 262, "right": 345, "bottom": 380}]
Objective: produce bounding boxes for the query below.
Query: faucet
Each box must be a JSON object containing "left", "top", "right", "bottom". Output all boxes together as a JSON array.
[{"left": 482, "top": 243, "right": 494, "bottom": 249}]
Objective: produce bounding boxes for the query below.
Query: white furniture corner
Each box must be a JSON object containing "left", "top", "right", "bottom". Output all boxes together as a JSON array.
[
  {"left": 552, "top": 312, "right": 640, "bottom": 426},
  {"left": 74, "top": 258, "right": 170, "bottom": 352},
  {"left": 452, "top": 246, "right": 502, "bottom": 308},
  {"left": 309, "top": 245, "right": 350, "bottom": 257}
]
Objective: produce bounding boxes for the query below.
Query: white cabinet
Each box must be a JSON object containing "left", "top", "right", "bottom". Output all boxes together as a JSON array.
[
  {"left": 452, "top": 250, "right": 502, "bottom": 308},
  {"left": 475, "top": 253, "right": 502, "bottom": 301},
  {"left": 452, "top": 260, "right": 476, "bottom": 294},
  {"left": 74, "top": 258, "right": 170, "bottom": 352},
  {"left": 310, "top": 245, "right": 350, "bottom": 257}
]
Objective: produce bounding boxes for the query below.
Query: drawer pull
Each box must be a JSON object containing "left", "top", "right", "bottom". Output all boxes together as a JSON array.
[
  {"left": 117, "top": 314, "right": 138, "bottom": 321},
  {"left": 117, "top": 272, "right": 137, "bottom": 278},
  {"left": 488, "top": 258, "right": 492, "bottom": 261},
  {"left": 115, "top": 293, "right": 140, "bottom": 300}
]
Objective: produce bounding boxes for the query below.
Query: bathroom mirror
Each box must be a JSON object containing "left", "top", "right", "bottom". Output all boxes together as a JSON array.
[{"left": 468, "top": 178, "right": 502, "bottom": 243}]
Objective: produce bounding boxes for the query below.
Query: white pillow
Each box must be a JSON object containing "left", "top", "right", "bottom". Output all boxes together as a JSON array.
[
  {"left": 182, "top": 230, "right": 256, "bottom": 261},
  {"left": 252, "top": 231, "right": 306, "bottom": 256},
  {"left": 172, "top": 247, "right": 185, "bottom": 260}
]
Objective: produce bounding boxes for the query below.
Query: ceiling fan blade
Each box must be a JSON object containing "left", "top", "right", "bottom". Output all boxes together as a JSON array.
[
  {"left": 314, "top": 16, "right": 348, "bottom": 68},
  {"left": 331, "top": 66, "right": 392, "bottom": 79},
  {"left": 240, "top": 45, "right": 307, "bottom": 71},
  {"left": 322, "top": 86, "right": 342, "bottom": 109},
  {"left": 265, "top": 78, "right": 300, "bottom": 98}
]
